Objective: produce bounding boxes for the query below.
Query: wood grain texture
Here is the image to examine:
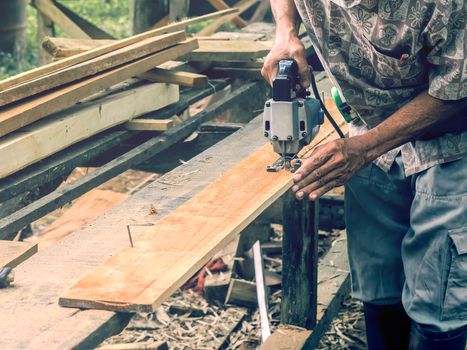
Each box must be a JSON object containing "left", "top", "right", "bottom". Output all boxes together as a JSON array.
[
  {"left": 0, "top": 83, "right": 179, "bottom": 179},
  {"left": 0, "top": 39, "right": 197, "bottom": 139},
  {"left": 33, "top": 189, "right": 128, "bottom": 250},
  {"left": 59, "top": 113, "right": 346, "bottom": 313},
  {"left": 0, "top": 31, "right": 186, "bottom": 107},
  {"left": 0, "top": 241, "right": 38, "bottom": 268},
  {"left": 0, "top": 9, "right": 233, "bottom": 92},
  {"left": 183, "top": 39, "right": 270, "bottom": 62},
  {"left": 281, "top": 192, "right": 318, "bottom": 329},
  {"left": 139, "top": 68, "right": 208, "bottom": 88},
  {"left": 123, "top": 118, "right": 174, "bottom": 131}
]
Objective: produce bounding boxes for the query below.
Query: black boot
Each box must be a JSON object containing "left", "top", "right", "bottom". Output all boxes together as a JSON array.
[
  {"left": 409, "top": 323, "right": 467, "bottom": 350},
  {"left": 363, "top": 302, "right": 411, "bottom": 350}
]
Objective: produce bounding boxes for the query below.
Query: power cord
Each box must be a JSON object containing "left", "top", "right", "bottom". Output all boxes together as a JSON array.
[{"left": 309, "top": 69, "right": 346, "bottom": 139}]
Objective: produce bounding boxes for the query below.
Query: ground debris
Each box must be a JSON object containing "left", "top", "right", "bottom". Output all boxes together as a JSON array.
[{"left": 318, "top": 297, "right": 366, "bottom": 350}]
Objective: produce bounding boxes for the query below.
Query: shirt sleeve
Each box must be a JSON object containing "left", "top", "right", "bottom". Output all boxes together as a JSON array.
[{"left": 424, "top": 1, "right": 467, "bottom": 101}]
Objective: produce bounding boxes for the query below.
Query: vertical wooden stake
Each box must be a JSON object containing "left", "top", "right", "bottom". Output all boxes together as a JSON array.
[
  {"left": 253, "top": 240, "right": 271, "bottom": 342},
  {"left": 37, "top": 9, "right": 55, "bottom": 65},
  {"left": 281, "top": 191, "right": 319, "bottom": 329}
]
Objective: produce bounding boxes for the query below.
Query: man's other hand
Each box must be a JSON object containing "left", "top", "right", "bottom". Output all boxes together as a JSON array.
[
  {"left": 291, "top": 138, "right": 369, "bottom": 200},
  {"left": 261, "top": 34, "right": 311, "bottom": 89}
]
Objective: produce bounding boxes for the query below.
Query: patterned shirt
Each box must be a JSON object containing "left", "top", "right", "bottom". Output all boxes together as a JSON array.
[{"left": 294, "top": 0, "right": 467, "bottom": 175}]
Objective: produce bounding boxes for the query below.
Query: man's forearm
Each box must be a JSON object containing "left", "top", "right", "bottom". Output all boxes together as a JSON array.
[
  {"left": 271, "top": 0, "right": 300, "bottom": 36},
  {"left": 356, "top": 91, "right": 467, "bottom": 162}
]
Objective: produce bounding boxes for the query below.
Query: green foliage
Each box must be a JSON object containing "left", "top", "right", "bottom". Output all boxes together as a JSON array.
[
  {"left": 59, "top": 0, "right": 131, "bottom": 38},
  {"left": 0, "top": 0, "right": 131, "bottom": 79}
]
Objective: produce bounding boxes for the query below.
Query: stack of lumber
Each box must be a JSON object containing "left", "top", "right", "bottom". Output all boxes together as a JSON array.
[
  {"left": 0, "top": 11, "right": 252, "bottom": 179},
  {"left": 42, "top": 34, "right": 272, "bottom": 80}
]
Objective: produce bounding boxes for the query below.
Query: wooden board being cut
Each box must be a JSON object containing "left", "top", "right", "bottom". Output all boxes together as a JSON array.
[
  {"left": 0, "top": 39, "right": 197, "bottom": 139},
  {"left": 59, "top": 111, "right": 346, "bottom": 313},
  {"left": 0, "top": 241, "right": 38, "bottom": 268},
  {"left": 0, "top": 82, "right": 179, "bottom": 180}
]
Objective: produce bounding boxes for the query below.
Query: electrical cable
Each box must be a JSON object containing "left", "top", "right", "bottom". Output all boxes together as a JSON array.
[{"left": 309, "top": 69, "right": 346, "bottom": 139}]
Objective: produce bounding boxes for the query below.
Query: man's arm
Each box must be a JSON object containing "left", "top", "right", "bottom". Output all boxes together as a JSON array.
[
  {"left": 291, "top": 92, "right": 467, "bottom": 200},
  {"left": 261, "top": 0, "right": 310, "bottom": 88}
]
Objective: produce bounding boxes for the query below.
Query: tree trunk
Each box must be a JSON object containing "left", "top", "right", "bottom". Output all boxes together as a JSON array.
[{"left": 0, "top": 0, "right": 27, "bottom": 56}]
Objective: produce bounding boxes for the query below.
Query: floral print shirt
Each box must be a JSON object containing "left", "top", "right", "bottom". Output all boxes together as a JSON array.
[{"left": 295, "top": 0, "right": 467, "bottom": 175}]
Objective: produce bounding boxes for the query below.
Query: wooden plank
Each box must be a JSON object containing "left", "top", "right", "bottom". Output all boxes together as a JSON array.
[
  {"left": 43, "top": 37, "right": 271, "bottom": 64},
  {"left": 33, "top": 0, "right": 91, "bottom": 39},
  {"left": 42, "top": 37, "right": 114, "bottom": 58},
  {"left": 281, "top": 192, "right": 318, "bottom": 329},
  {"left": 123, "top": 118, "right": 174, "bottom": 131},
  {"left": 0, "top": 83, "right": 179, "bottom": 179},
  {"left": 0, "top": 241, "right": 38, "bottom": 268},
  {"left": 0, "top": 39, "right": 197, "bottom": 139},
  {"left": 197, "top": 0, "right": 259, "bottom": 36},
  {"left": 59, "top": 107, "right": 346, "bottom": 312},
  {"left": 0, "top": 82, "right": 258, "bottom": 240},
  {"left": 139, "top": 68, "right": 208, "bottom": 88},
  {"left": 206, "top": 0, "right": 248, "bottom": 28},
  {"left": 183, "top": 39, "right": 270, "bottom": 62},
  {"left": 34, "top": 189, "right": 128, "bottom": 250},
  {"left": 225, "top": 279, "right": 257, "bottom": 308},
  {"left": 0, "top": 9, "right": 235, "bottom": 92},
  {"left": 0, "top": 31, "right": 186, "bottom": 107}
]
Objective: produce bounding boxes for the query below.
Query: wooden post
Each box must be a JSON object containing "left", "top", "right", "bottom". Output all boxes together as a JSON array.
[
  {"left": 169, "top": 0, "right": 190, "bottom": 21},
  {"left": 37, "top": 9, "right": 55, "bottom": 65},
  {"left": 131, "top": 0, "right": 167, "bottom": 34},
  {"left": 281, "top": 191, "right": 319, "bottom": 329}
]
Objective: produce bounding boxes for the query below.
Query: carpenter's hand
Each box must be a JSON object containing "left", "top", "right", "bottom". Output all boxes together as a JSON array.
[
  {"left": 261, "top": 34, "right": 311, "bottom": 89},
  {"left": 291, "top": 138, "right": 369, "bottom": 200}
]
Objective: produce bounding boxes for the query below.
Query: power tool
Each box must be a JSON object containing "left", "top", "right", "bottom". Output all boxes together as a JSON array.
[{"left": 263, "top": 59, "right": 324, "bottom": 172}]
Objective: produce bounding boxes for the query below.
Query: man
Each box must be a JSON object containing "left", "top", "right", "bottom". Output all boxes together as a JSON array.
[{"left": 262, "top": 0, "right": 467, "bottom": 349}]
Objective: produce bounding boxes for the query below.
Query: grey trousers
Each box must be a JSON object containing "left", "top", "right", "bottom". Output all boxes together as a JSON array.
[{"left": 345, "top": 155, "right": 467, "bottom": 332}]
